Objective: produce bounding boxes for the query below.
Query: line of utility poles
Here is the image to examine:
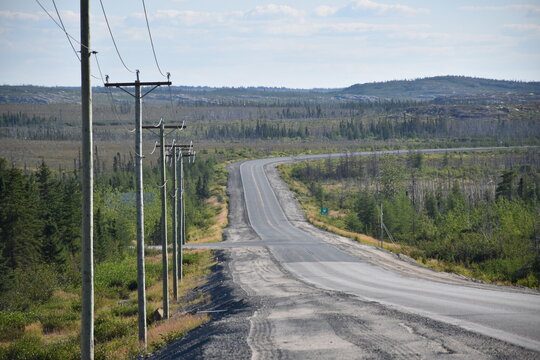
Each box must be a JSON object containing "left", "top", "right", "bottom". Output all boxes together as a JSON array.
[
  {"left": 80, "top": 0, "right": 195, "bottom": 356},
  {"left": 142, "top": 122, "right": 188, "bottom": 319},
  {"left": 161, "top": 143, "right": 194, "bottom": 300},
  {"left": 104, "top": 72, "right": 172, "bottom": 346}
]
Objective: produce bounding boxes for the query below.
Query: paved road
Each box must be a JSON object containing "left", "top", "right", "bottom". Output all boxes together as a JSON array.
[{"left": 237, "top": 147, "right": 540, "bottom": 352}]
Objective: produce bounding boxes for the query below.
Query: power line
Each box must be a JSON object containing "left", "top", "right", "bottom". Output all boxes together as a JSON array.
[
  {"left": 35, "top": 0, "right": 93, "bottom": 52},
  {"left": 51, "top": 0, "right": 80, "bottom": 61},
  {"left": 141, "top": 0, "right": 167, "bottom": 78},
  {"left": 99, "top": 0, "right": 136, "bottom": 74},
  {"left": 36, "top": 0, "right": 102, "bottom": 80},
  {"left": 94, "top": 54, "right": 137, "bottom": 134},
  {"left": 140, "top": 0, "right": 179, "bottom": 127}
]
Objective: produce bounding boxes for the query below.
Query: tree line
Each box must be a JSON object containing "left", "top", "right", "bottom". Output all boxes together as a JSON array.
[{"left": 0, "top": 153, "right": 217, "bottom": 310}]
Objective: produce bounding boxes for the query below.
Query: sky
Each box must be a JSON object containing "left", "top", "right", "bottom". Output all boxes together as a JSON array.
[{"left": 0, "top": 0, "right": 539, "bottom": 88}]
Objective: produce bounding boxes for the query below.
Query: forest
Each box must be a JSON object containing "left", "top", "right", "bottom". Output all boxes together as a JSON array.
[
  {"left": 0, "top": 152, "right": 223, "bottom": 358},
  {"left": 283, "top": 149, "right": 540, "bottom": 287}
]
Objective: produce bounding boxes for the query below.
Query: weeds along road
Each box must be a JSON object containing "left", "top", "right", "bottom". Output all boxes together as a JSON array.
[{"left": 154, "top": 147, "right": 540, "bottom": 360}]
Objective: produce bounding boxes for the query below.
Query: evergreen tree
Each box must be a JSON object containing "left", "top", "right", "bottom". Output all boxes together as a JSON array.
[
  {"left": 355, "top": 192, "right": 378, "bottom": 235},
  {"left": 41, "top": 222, "right": 65, "bottom": 267},
  {"left": 496, "top": 170, "right": 516, "bottom": 200},
  {"left": 0, "top": 163, "right": 42, "bottom": 270}
]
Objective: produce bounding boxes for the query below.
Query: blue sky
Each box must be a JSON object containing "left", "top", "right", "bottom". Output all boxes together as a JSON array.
[{"left": 1, "top": 0, "right": 539, "bottom": 88}]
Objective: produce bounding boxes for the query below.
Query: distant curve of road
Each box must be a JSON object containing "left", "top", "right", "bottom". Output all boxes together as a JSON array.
[{"left": 238, "top": 147, "right": 540, "bottom": 352}]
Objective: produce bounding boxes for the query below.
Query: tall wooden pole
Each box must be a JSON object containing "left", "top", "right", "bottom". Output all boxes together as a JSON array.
[
  {"left": 159, "top": 120, "right": 169, "bottom": 319},
  {"left": 380, "top": 203, "right": 384, "bottom": 248},
  {"left": 179, "top": 150, "right": 184, "bottom": 279},
  {"left": 80, "top": 0, "right": 94, "bottom": 358},
  {"left": 135, "top": 71, "right": 148, "bottom": 346},
  {"left": 172, "top": 148, "right": 179, "bottom": 300}
]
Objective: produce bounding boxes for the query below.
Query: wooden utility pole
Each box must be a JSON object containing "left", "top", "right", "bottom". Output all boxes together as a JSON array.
[
  {"left": 380, "top": 203, "right": 384, "bottom": 248},
  {"left": 105, "top": 74, "right": 172, "bottom": 347},
  {"left": 171, "top": 147, "right": 179, "bottom": 300},
  {"left": 80, "top": 0, "right": 94, "bottom": 358},
  {"left": 159, "top": 120, "right": 169, "bottom": 319}
]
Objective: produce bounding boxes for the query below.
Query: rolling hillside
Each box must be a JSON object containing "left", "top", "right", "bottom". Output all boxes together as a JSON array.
[{"left": 342, "top": 76, "right": 540, "bottom": 99}]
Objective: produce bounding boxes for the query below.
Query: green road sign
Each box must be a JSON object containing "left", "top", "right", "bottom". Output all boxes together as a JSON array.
[{"left": 320, "top": 207, "right": 328, "bottom": 215}]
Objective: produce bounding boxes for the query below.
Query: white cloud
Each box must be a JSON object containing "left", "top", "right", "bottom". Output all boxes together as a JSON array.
[
  {"left": 263, "top": 22, "right": 430, "bottom": 36},
  {"left": 0, "top": 11, "right": 41, "bottom": 21},
  {"left": 314, "top": 6, "right": 338, "bottom": 17},
  {"left": 151, "top": 10, "right": 231, "bottom": 26},
  {"left": 461, "top": 5, "right": 540, "bottom": 14},
  {"left": 504, "top": 24, "right": 540, "bottom": 33},
  {"left": 244, "top": 4, "right": 304, "bottom": 19},
  {"left": 338, "top": 0, "right": 430, "bottom": 16}
]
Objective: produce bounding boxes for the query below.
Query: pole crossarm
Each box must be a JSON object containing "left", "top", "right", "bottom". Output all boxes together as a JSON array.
[
  {"left": 142, "top": 124, "right": 186, "bottom": 130},
  {"left": 104, "top": 81, "right": 171, "bottom": 99},
  {"left": 105, "top": 81, "right": 171, "bottom": 87},
  {"left": 158, "top": 144, "right": 192, "bottom": 149}
]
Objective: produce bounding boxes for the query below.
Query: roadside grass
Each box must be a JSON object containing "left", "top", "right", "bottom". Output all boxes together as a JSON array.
[
  {"left": 0, "top": 249, "right": 217, "bottom": 360},
  {"left": 188, "top": 163, "right": 229, "bottom": 244}
]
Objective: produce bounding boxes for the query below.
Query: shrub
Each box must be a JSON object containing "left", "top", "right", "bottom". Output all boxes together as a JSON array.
[
  {"left": 183, "top": 252, "right": 202, "bottom": 265},
  {"left": 0, "top": 264, "right": 59, "bottom": 311},
  {"left": 0, "top": 311, "right": 36, "bottom": 341},
  {"left": 111, "top": 302, "right": 138, "bottom": 317},
  {"left": 0, "top": 335, "right": 79, "bottom": 360},
  {"left": 94, "top": 313, "right": 133, "bottom": 343},
  {"left": 39, "top": 312, "right": 78, "bottom": 333},
  {"left": 94, "top": 260, "right": 136, "bottom": 298}
]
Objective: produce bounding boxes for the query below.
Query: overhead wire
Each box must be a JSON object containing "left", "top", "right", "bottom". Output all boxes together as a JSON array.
[
  {"left": 93, "top": 53, "right": 137, "bottom": 134},
  {"left": 99, "top": 0, "right": 136, "bottom": 74},
  {"left": 36, "top": 0, "right": 103, "bottom": 80},
  {"left": 141, "top": 0, "right": 180, "bottom": 127},
  {"left": 35, "top": 0, "right": 92, "bottom": 52},
  {"left": 51, "top": 0, "right": 80, "bottom": 61},
  {"left": 94, "top": 53, "right": 135, "bottom": 145},
  {"left": 141, "top": 0, "right": 167, "bottom": 78}
]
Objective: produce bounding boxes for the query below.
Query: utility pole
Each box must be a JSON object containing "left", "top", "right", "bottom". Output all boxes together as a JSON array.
[
  {"left": 105, "top": 74, "right": 172, "bottom": 347},
  {"left": 171, "top": 147, "right": 179, "bottom": 301},
  {"left": 180, "top": 149, "right": 185, "bottom": 247},
  {"left": 80, "top": 0, "right": 94, "bottom": 358},
  {"left": 380, "top": 203, "right": 384, "bottom": 248},
  {"left": 159, "top": 120, "right": 169, "bottom": 319}
]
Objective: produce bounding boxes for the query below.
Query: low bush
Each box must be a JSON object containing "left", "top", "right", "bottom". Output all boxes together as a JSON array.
[
  {"left": 0, "top": 264, "right": 59, "bottom": 311},
  {"left": 0, "top": 311, "right": 36, "bottom": 341},
  {"left": 0, "top": 334, "right": 78, "bottom": 360},
  {"left": 94, "top": 260, "right": 137, "bottom": 299},
  {"left": 94, "top": 313, "right": 134, "bottom": 343},
  {"left": 39, "top": 312, "right": 78, "bottom": 333},
  {"left": 111, "top": 302, "right": 138, "bottom": 317}
]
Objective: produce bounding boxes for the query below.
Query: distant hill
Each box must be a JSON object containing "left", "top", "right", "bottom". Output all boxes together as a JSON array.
[
  {"left": 2, "top": 76, "right": 540, "bottom": 104},
  {"left": 341, "top": 76, "right": 540, "bottom": 100}
]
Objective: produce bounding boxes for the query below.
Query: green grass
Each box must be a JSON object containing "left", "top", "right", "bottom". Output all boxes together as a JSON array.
[{"left": 0, "top": 249, "right": 218, "bottom": 360}]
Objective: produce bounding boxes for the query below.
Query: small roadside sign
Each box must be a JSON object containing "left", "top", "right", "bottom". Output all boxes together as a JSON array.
[{"left": 320, "top": 207, "right": 328, "bottom": 215}]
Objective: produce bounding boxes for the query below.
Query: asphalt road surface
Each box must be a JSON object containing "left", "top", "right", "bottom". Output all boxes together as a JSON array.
[{"left": 153, "top": 147, "right": 540, "bottom": 359}]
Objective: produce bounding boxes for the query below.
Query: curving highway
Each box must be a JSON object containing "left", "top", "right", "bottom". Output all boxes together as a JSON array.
[{"left": 239, "top": 148, "right": 540, "bottom": 352}]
